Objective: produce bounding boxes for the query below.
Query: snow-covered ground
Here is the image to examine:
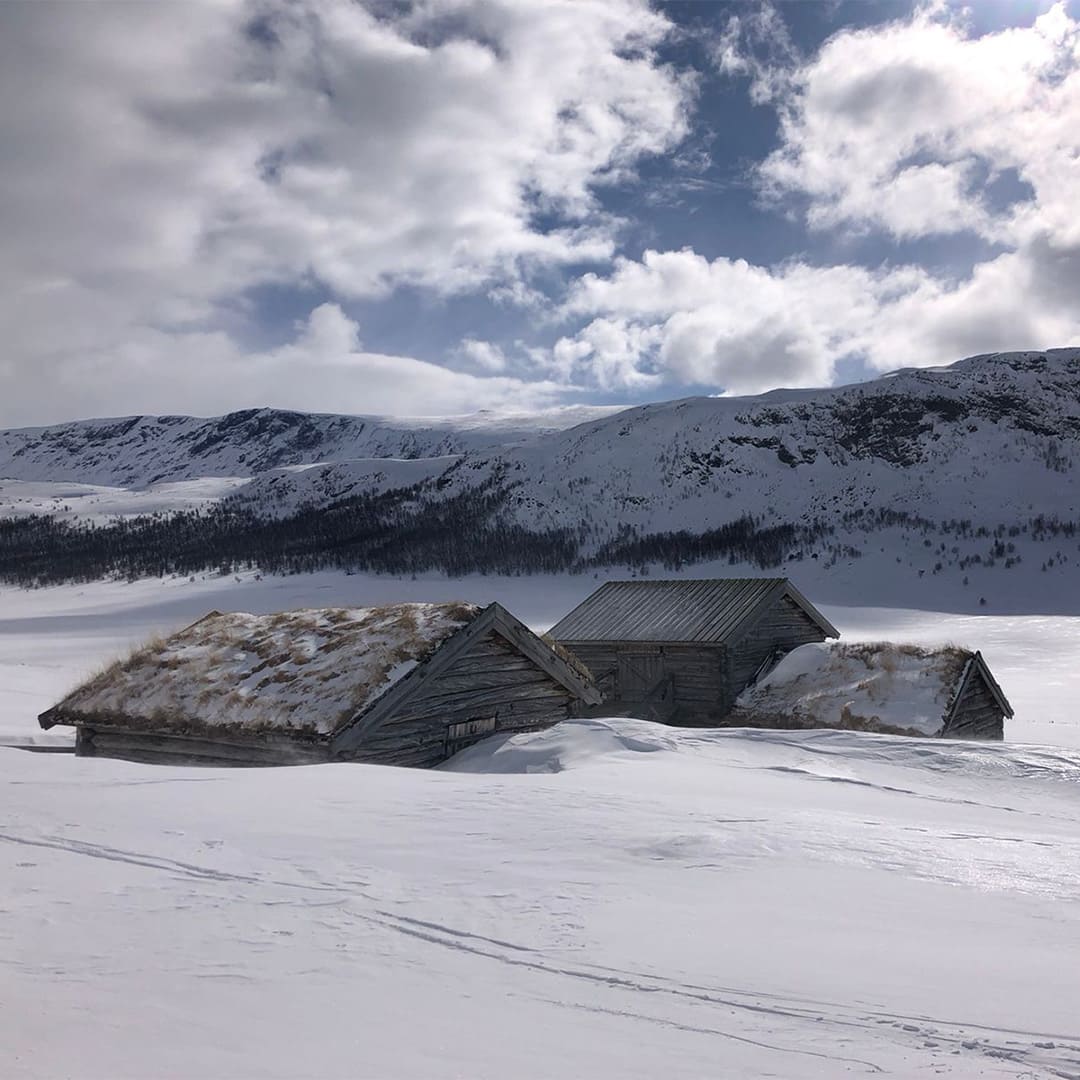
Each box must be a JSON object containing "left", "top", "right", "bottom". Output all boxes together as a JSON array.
[
  {"left": 0, "top": 476, "right": 251, "bottom": 521},
  {"left": 0, "top": 459, "right": 462, "bottom": 522},
  {"left": 4, "top": 572, "right": 1080, "bottom": 1077},
  {"left": 4, "top": 719, "right": 1080, "bottom": 1078}
]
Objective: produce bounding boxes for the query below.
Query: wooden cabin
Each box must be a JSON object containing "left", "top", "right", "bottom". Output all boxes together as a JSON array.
[
  {"left": 729, "top": 642, "right": 1013, "bottom": 740},
  {"left": 942, "top": 651, "right": 1014, "bottom": 738},
  {"left": 550, "top": 577, "right": 838, "bottom": 725},
  {"left": 38, "top": 602, "right": 600, "bottom": 767}
]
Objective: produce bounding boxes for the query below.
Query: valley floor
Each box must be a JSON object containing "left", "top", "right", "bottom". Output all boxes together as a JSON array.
[
  {"left": 3, "top": 721, "right": 1080, "bottom": 1079},
  {"left": 3, "top": 573, "right": 1080, "bottom": 1077}
]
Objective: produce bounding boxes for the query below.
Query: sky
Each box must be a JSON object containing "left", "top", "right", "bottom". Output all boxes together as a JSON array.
[{"left": 2, "top": 0, "right": 1079, "bottom": 427}]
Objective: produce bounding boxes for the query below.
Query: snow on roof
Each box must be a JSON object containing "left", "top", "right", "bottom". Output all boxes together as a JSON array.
[
  {"left": 732, "top": 642, "right": 973, "bottom": 737},
  {"left": 44, "top": 602, "right": 481, "bottom": 737}
]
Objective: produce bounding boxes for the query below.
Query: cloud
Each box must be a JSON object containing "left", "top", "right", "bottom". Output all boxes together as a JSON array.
[
  {"left": 6, "top": 0, "right": 1078, "bottom": 421},
  {"left": 0, "top": 0, "right": 691, "bottom": 425},
  {"left": 553, "top": 245, "right": 1080, "bottom": 394},
  {"left": 1, "top": 305, "right": 577, "bottom": 426},
  {"left": 555, "top": 250, "right": 884, "bottom": 393},
  {"left": 758, "top": 2, "right": 1080, "bottom": 246},
  {"left": 459, "top": 338, "right": 508, "bottom": 372},
  {"left": 550, "top": 317, "right": 664, "bottom": 390},
  {"left": 543, "top": 2, "right": 1080, "bottom": 397},
  {"left": 711, "top": 2, "right": 798, "bottom": 105}
]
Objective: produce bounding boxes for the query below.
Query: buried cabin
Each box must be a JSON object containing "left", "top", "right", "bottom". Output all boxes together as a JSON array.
[
  {"left": 38, "top": 602, "right": 600, "bottom": 767},
  {"left": 730, "top": 642, "right": 1013, "bottom": 740},
  {"left": 550, "top": 577, "right": 839, "bottom": 725}
]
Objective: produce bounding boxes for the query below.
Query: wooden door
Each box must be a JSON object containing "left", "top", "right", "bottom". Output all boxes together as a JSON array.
[
  {"left": 618, "top": 650, "right": 664, "bottom": 701},
  {"left": 444, "top": 715, "right": 497, "bottom": 758}
]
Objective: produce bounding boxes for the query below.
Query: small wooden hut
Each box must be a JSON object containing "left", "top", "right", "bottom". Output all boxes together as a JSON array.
[
  {"left": 550, "top": 577, "right": 838, "bottom": 725},
  {"left": 39, "top": 602, "right": 600, "bottom": 767},
  {"left": 729, "top": 642, "right": 1013, "bottom": 740}
]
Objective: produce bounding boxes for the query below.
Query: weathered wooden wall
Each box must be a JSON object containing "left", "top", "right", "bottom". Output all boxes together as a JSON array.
[
  {"left": 339, "top": 630, "right": 577, "bottom": 768},
  {"left": 943, "top": 673, "right": 1005, "bottom": 740},
  {"left": 723, "top": 595, "right": 830, "bottom": 713},
  {"left": 562, "top": 594, "right": 830, "bottom": 725},
  {"left": 74, "top": 725, "right": 331, "bottom": 766},
  {"left": 558, "top": 642, "right": 723, "bottom": 724}
]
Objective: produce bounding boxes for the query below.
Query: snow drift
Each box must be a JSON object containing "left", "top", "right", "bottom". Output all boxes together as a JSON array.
[
  {"left": 731, "top": 641, "right": 987, "bottom": 737},
  {"left": 6, "top": 720, "right": 1080, "bottom": 1078}
]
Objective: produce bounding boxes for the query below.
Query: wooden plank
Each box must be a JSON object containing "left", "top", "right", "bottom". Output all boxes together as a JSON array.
[
  {"left": 333, "top": 606, "right": 599, "bottom": 755},
  {"left": 943, "top": 672, "right": 1004, "bottom": 739},
  {"left": 334, "top": 620, "right": 579, "bottom": 764},
  {"left": 85, "top": 731, "right": 329, "bottom": 766}
]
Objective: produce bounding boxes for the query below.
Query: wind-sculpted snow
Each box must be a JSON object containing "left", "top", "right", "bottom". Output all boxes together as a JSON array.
[
  {"left": 444, "top": 716, "right": 680, "bottom": 773},
  {"left": 447, "top": 719, "right": 1080, "bottom": 789},
  {"left": 4, "top": 719, "right": 1080, "bottom": 1078}
]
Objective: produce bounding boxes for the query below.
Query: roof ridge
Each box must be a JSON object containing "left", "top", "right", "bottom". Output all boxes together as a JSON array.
[{"left": 550, "top": 577, "right": 833, "bottom": 644}]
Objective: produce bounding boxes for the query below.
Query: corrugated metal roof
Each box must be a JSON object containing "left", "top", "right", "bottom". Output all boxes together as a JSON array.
[{"left": 550, "top": 578, "right": 836, "bottom": 644}]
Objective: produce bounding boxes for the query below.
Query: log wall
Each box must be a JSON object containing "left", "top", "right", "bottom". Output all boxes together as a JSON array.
[
  {"left": 724, "top": 596, "right": 830, "bottom": 714},
  {"left": 75, "top": 725, "right": 331, "bottom": 766},
  {"left": 339, "top": 630, "right": 576, "bottom": 768},
  {"left": 943, "top": 673, "right": 1005, "bottom": 740},
  {"left": 561, "top": 594, "right": 829, "bottom": 725},
  {"left": 558, "top": 642, "right": 723, "bottom": 725}
]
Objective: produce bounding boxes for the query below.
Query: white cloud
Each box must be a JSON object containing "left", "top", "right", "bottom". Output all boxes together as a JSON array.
[
  {"left": 1, "top": 305, "right": 577, "bottom": 426},
  {"left": 711, "top": 2, "right": 798, "bottom": 105},
  {"left": 0, "top": 0, "right": 691, "bottom": 425},
  {"left": 758, "top": 2, "right": 1080, "bottom": 246},
  {"left": 459, "top": 338, "right": 507, "bottom": 372},
  {"left": 551, "top": 317, "right": 664, "bottom": 390},
  {"left": 554, "top": 245, "right": 1080, "bottom": 394},
  {"left": 541, "top": 2, "right": 1080, "bottom": 397},
  {"left": 556, "top": 250, "right": 882, "bottom": 393}
]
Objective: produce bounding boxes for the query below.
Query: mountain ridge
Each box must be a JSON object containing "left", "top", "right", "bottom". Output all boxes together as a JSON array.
[
  {"left": 3, "top": 348, "right": 1080, "bottom": 602},
  {"left": 0, "top": 404, "right": 623, "bottom": 488}
]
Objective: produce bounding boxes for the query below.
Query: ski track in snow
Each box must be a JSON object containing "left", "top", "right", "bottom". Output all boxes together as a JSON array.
[
  {"left": 2, "top": 571, "right": 1080, "bottom": 1076},
  {"left": 4, "top": 717, "right": 1080, "bottom": 1079},
  {"left": 5, "top": 821, "right": 1079, "bottom": 1078}
]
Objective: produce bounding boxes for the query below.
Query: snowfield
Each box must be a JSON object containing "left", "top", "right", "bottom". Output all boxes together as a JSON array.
[
  {"left": 4, "top": 720, "right": 1080, "bottom": 1079},
  {"left": 3, "top": 573, "right": 1080, "bottom": 1077}
]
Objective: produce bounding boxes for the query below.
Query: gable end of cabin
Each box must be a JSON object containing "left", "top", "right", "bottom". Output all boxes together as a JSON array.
[{"left": 334, "top": 626, "right": 584, "bottom": 768}]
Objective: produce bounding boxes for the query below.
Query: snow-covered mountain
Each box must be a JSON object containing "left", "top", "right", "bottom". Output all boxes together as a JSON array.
[
  {"left": 463, "top": 348, "right": 1080, "bottom": 535},
  {"left": 3, "top": 349, "right": 1080, "bottom": 600},
  {"left": 0, "top": 404, "right": 622, "bottom": 488}
]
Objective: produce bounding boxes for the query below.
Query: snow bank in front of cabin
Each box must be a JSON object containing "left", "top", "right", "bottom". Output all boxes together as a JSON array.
[
  {"left": 48, "top": 602, "right": 480, "bottom": 736},
  {"left": 733, "top": 641, "right": 970, "bottom": 736},
  {"left": 445, "top": 717, "right": 678, "bottom": 774},
  {"left": 6, "top": 723, "right": 1080, "bottom": 1079}
]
